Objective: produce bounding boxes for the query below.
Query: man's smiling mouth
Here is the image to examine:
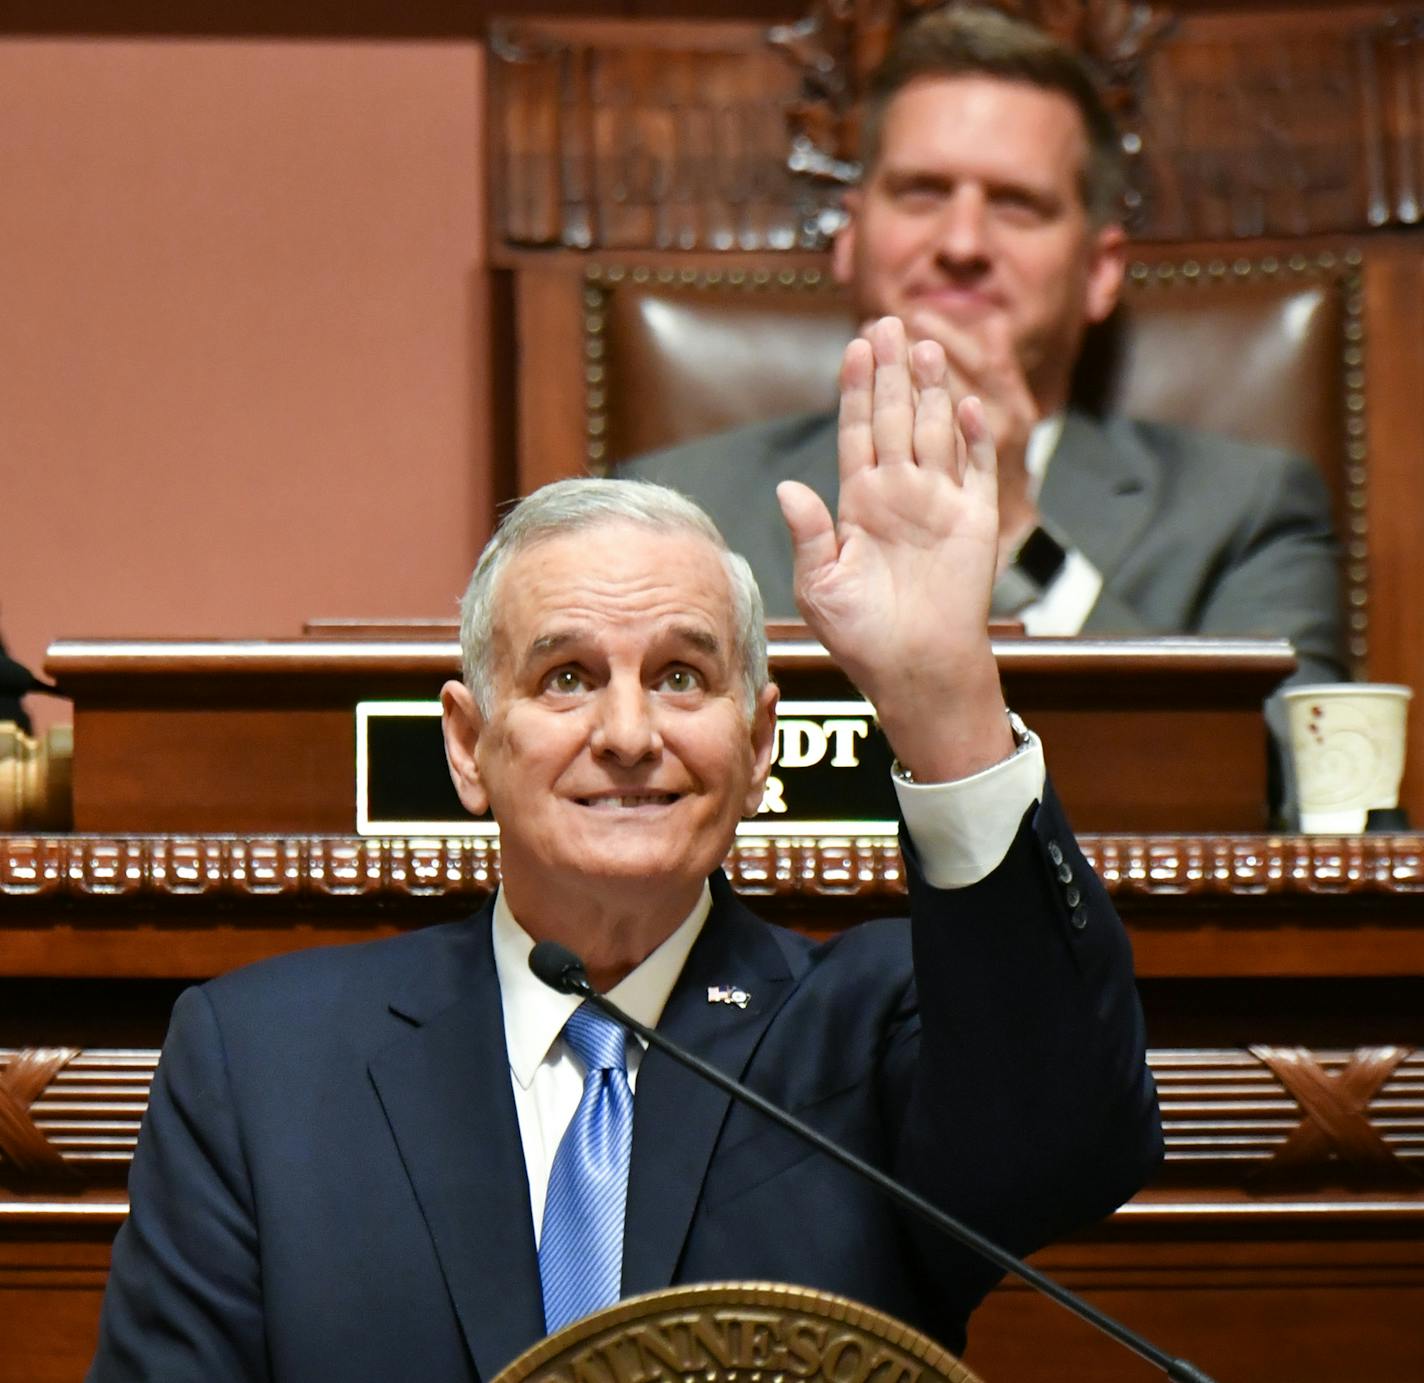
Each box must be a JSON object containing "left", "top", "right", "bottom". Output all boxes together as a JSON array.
[{"left": 576, "top": 792, "right": 682, "bottom": 810}]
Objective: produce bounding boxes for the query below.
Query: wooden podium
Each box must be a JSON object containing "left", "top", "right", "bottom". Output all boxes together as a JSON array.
[
  {"left": 1, "top": 632, "right": 1421, "bottom": 1383},
  {"left": 44, "top": 632, "right": 1292, "bottom": 835}
]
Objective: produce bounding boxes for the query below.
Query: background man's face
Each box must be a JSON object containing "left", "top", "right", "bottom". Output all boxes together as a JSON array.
[
  {"left": 833, "top": 74, "right": 1124, "bottom": 406},
  {"left": 448, "top": 522, "right": 776, "bottom": 914}
]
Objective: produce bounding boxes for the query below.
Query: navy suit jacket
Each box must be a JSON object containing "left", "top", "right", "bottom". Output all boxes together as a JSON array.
[{"left": 90, "top": 790, "right": 1160, "bottom": 1382}]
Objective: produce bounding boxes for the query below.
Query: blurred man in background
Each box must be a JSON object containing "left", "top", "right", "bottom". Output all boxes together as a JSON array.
[{"left": 622, "top": 4, "right": 1346, "bottom": 693}]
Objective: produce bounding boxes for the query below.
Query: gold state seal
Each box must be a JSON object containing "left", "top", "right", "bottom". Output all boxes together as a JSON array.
[{"left": 492, "top": 1283, "right": 984, "bottom": 1383}]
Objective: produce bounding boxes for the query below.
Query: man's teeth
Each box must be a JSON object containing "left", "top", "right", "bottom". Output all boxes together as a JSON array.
[{"left": 584, "top": 793, "right": 677, "bottom": 808}]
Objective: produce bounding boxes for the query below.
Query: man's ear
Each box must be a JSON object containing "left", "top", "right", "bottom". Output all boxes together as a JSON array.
[
  {"left": 441, "top": 679, "right": 490, "bottom": 818},
  {"left": 830, "top": 189, "right": 862, "bottom": 288},
  {"left": 1084, "top": 221, "right": 1127, "bottom": 325},
  {"left": 741, "top": 683, "right": 781, "bottom": 816}
]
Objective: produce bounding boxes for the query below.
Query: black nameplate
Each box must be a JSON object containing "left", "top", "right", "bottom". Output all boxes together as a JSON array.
[{"left": 355, "top": 700, "right": 897, "bottom": 837}]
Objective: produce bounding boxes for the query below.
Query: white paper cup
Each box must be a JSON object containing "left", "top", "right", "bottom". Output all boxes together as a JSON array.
[{"left": 1281, "top": 683, "right": 1412, "bottom": 833}]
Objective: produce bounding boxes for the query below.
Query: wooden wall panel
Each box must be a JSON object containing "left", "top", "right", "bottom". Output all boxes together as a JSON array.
[{"left": 1362, "top": 254, "right": 1424, "bottom": 822}]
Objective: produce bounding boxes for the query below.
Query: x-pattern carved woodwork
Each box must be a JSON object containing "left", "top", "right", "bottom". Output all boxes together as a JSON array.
[
  {"left": 1249, "top": 1045, "right": 1420, "bottom": 1185},
  {"left": 0, "top": 1043, "right": 1419, "bottom": 1197},
  {"left": 0, "top": 1047, "right": 79, "bottom": 1179}
]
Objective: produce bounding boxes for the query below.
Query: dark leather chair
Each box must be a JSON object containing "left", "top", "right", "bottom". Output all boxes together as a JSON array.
[
  {"left": 583, "top": 248, "right": 1364, "bottom": 656},
  {"left": 587, "top": 253, "right": 1357, "bottom": 496}
]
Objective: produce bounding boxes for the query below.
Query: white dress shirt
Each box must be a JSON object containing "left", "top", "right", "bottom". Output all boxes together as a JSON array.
[
  {"left": 492, "top": 728, "right": 1047, "bottom": 1241},
  {"left": 1014, "top": 415, "right": 1104, "bottom": 636}
]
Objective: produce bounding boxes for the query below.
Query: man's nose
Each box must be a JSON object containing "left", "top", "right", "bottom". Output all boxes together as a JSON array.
[
  {"left": 590, "top": 679, "right": 661, "bottom": 765},
  {"left": 933, "top": 187, "right": 991, "bottom": 268}
]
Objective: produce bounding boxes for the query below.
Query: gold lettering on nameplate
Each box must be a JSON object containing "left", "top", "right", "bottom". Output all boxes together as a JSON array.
[
  {"left": 750, "top": 702, "right": 892, "bottom": 830},
  {"left": 498, "top": 1287, "right": 980, "bottom": 1383},
  {"left": 758, "top": 775, "right": 788, "bottom": 815},
  {"left": 355, "top": 700, "right": 896, "bottom": 838},
  {"left": 773, "top": 719, "right": 871, "bottom": 770}
]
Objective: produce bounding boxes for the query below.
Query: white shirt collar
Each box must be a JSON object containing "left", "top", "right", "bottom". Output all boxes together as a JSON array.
[
  {"left": 492, "top": 883, "right": 713, "bottom": 1090},
  {"left": 1024, "top": 412, "right": 1066, "bottom": 500}
]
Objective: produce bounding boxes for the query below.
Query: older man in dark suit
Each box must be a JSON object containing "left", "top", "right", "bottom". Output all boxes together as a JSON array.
[{"left": 90, "top": 319, "right": 1160, "bottom": 1382}]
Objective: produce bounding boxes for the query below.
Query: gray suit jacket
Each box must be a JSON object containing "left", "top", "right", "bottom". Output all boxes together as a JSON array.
[{"left": 620, "top": 408, "right": 1348, "bottom": 685}]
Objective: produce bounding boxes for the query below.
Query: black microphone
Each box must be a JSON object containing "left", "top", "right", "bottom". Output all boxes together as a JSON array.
[
  {"left": 528, "top": 939, "right": 1217, "bottom": 1383},
  {"left": 529, "top": 940, "right": 591, "bottom": 996}
]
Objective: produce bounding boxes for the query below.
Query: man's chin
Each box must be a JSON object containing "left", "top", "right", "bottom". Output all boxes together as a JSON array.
[
  {"left": 903, "top": 298, "right": 1003, "bottom": 339},
  {"left": 571, "top": 847, "right": 716, "bottom": 882},
  {"left": 553, "top": 830, "right": 734, "bottom": 893}
]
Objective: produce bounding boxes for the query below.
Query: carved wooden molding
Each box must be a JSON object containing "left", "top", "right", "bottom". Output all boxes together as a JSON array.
[
  {"left": 1248, "top": 1045, "right": 1421, "bottom": 1186},
  {"left": 769, "top": 0, "right": 1173, "bottom": 236},
  {"left": 6, "top": 833, "right": 1424, "bottom": 904},
  {"left": 0, "top": 1048, "right": 82, "bottom": 1180},
  {"left": 488, "top": 4, "right": 1424, "bottom": 250},
  {"left": 4, "top": 1045, "right": 1419, "bottom": 1196},
  {"left": 0, "top": 836, "right": 499, "bottom": 904},
  {"left": 488, "top": 17, "right": 809, "bottom": 253},
  {"left": 1086, "top": 833, "right": 1424, "bottom": 899}
]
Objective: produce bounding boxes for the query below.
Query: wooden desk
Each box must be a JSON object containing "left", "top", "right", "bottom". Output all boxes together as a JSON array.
[
  {"left": 9, "top": 633, "right": 1419, "bottom": 1382},
  {"left": 2, "top": 830, "right": 1421, "bottom": 1383},
  {"left": 45, "top": 635, "right": 1293, "bottom": 835}
]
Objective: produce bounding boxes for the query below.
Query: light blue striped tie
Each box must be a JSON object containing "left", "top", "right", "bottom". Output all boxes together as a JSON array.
[{"left": 538, "top": 1003, "right": 634, "bottom": 1335}]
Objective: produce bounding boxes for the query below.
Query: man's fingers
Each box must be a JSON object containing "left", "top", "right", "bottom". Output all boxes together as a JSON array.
[
  {"left": 903, "top": 307, "right": 989, "bottom": 379},
  {"left": 909, "top": 340, "right": 957, "bottom": 478},
  {"left": 838, "top": 338, "right": 876, "bottom": 480},
  {"left": 777, "top": 480, "right": 839, "bottom": 590},
  {"left": 867, "top": 318, "right": 915, "bottom": 467},
  {"left": 957, "top": 395, "right": 999, "bottom": 492}
]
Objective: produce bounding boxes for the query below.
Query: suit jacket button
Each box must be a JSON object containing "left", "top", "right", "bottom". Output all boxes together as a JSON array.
[
  {"left": 1057, "top": 860, "right": 1074, "bottom": 884},
  {"left": 1071, "top": 906, "right": 1089, "bottom": 930},
  {"left": 1047, "top": 840, "right": 1065, "bottom": 866},
  {"left": 1065, "top": 884, "right": 1081, "bottom": 908}
]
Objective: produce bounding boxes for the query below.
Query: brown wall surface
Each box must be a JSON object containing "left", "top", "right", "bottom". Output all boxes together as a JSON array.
[{"left": 0, "top": 36, "right": 489, "bottom": 730}]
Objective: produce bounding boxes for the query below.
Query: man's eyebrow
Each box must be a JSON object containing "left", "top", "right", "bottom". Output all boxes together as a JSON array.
[
  {"left": 523, "top": 631, "right": 584, "bottom": 664},
  {"left": 665, "top": 625, "right": 723, "bottom": 658},
  {"left": 521, "top": 624, "right": 724, "bottom": 663},
  {"left": 881, "top": 167, "right": 954, "bottom": 190}
]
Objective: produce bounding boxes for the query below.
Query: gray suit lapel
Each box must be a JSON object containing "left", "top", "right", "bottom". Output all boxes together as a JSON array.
[
  {"left": 369, "top": 910, "right": 546, "bottom": 1381},
  {"left": 1039, "top": 410, "right": 1159, "bottom": 590},
  {"left": 620, "top": 875, "right": 796, "bottom": 1296}
]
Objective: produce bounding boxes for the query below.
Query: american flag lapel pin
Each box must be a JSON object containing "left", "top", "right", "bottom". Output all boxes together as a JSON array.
[{"left": 707, "top": 985, "right": 750, "bottom": 1009}]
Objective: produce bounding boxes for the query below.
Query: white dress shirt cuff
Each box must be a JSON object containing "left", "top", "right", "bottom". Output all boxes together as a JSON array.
[{"left": 892, "top": 729, "right": 1046, "bottom": 889}]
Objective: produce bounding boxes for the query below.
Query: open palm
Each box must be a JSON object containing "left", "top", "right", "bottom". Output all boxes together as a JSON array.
[{"left": 777, "top": 317, "right": 1000, "bottom": 714}]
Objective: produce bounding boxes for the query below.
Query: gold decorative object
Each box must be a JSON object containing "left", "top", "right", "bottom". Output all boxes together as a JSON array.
[{"left": 0, "top": 721, "right": 73, "bottom": 831}]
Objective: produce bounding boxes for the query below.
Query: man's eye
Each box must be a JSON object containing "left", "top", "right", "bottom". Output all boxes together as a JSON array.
[
  {"left": 892, "top": 184, "right": 945, "bottom": 210},
  {"left": 658, "top": 667, "right": 702, "bottom": 693},
  {"left": 546, "top": 668, "right": 587, "bottom": 694},
  {"left": 992, "top": 191, "right": 1051, "bottom": 222}
]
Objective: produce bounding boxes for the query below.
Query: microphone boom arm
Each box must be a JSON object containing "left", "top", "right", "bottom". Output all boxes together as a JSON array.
[{"left": 532, "top": 941, "right": 1215, "bottom": 1383}]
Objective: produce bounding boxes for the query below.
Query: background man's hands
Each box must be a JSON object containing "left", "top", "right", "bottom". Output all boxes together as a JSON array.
[
  {"left": 903, "top": 308, "right": 1042, "bottom": 564},
  {"left": 777, "top": 317, "right": 1015, "bottom": 781}
]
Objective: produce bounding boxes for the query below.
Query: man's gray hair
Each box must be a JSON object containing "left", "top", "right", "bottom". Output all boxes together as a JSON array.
[{"left": 459, "top": 477, "right": 769, "bottom": 717}]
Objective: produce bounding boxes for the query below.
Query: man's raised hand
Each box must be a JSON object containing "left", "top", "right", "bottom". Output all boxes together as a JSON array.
[
  {"left": 776, "top": 317, "right": 1015, "bottom": 781},
  {"left": 903, "top": 307, "right": 1042, "bottom": 559}
]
